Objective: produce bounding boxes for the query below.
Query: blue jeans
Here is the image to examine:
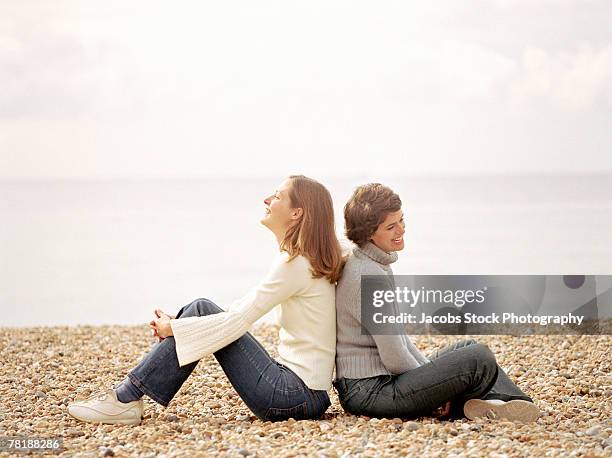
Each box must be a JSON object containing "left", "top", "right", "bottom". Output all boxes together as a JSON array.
[
  {"left": 127, "top": 298, "right": 331, "bottom": 421},
  {"left": 334, "top": 339, "right": 532, "bottom": 419}
]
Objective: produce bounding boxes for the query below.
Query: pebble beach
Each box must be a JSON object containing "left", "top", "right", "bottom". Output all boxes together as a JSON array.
[{"left": 0, "top": 326, "right": 610, "bottom": 457}]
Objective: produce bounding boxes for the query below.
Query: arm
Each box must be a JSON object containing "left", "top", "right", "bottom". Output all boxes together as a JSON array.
[
  {"left": 169, "top": 253, "right": 309, "bottom": 366},
  {"left": 349, "top": 270, "right": 427, "bottom": 374}
]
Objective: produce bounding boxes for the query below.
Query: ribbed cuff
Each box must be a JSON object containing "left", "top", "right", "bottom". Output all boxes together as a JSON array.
[{"left": 335, "top": 355, "right": 392, "bottom": 380}]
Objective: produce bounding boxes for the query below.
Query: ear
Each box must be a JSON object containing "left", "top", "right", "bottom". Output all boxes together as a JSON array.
[{"left": 290, "top": 207, "right": 303, "bottom": 220}]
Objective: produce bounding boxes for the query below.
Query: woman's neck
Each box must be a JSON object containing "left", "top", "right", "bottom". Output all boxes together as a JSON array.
[
  {"left": 273, "top": 227, "right": 288, "bottom": 247},
  {"left": 357, "top": 242, "right": 398, "bottom": 265}
]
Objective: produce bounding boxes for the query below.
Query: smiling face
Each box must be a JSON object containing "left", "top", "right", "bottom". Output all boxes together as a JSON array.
[
  {"left": 370, "top": 209, "right": 405, "bottom": 253},
  {"left": 261, "top": 178, "right": 302, "bottom": 240}
]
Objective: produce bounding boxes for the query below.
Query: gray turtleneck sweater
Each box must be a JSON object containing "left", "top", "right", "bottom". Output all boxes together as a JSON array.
[{"left": 335, "top": 242, "right": 429, "bottom": 379}]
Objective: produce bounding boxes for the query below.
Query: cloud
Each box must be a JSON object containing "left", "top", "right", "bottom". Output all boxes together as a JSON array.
[
  {"left": 510, "top": 46, "right": 612, "bottom": 111},
  {"left": 0, "top": 1, "right": 611, "bottom": 178},
  {"left": 0, "top": 3, "right": 141, "bottom": 120},
  {"left": 423, "top": 41, "right": 518, "bottom": 100},
  {"left": 0, "top": 34, "right": 90, "bottom": 118}
]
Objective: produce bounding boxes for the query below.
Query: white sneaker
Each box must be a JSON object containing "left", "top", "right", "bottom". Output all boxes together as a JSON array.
[
  {"left": 463, "top": 399, "right": 540, "bottom": 423},
  {"left": 68, "top": 388, "right": 143, "bottom": 425}
]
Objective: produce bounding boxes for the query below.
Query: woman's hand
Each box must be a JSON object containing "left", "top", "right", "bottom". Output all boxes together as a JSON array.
[
  {"left": 433, "top": 400, "right": 452, "bottom": 418},
  {"left": 150, "top": 309, "right": 174, "bottom": 342}
]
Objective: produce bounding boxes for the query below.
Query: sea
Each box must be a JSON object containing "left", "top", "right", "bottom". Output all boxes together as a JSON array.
[{"left": 1, "top": 175, "right": 611, "bottom": 327}]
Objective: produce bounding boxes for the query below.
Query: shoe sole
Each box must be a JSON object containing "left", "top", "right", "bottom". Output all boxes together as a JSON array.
[
  {"left": 463, "top": 399, "right": 540, "bottom": 422},
  {"left": 68, "top": 408, "right": 142, "bottom": 425}
]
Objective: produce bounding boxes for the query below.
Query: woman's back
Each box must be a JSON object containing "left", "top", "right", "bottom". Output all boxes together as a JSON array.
[
  {"left": 336, "top": 243, "right": 428, "bottom": 379},
  {"left": 273, "top": 254, "right": 336, "bottom": 390}
]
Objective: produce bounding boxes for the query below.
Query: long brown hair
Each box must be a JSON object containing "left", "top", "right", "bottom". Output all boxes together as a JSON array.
[{"left": 280, "top": 175, "right": 344, "bottom": 283}]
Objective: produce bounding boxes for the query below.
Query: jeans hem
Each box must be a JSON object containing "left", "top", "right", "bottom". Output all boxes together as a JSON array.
[{"left": 127, "top": 372, "right": 171, "bottom": 408}]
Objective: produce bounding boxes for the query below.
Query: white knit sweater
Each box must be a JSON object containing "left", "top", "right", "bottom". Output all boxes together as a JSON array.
[{"left": 170, "top": 252, "right": 336, "bottom": 391}]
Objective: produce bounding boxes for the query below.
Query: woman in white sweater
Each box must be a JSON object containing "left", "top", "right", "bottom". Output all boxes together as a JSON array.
[{"left": 68, "top": 175, "right": 344, "bottom": 425}]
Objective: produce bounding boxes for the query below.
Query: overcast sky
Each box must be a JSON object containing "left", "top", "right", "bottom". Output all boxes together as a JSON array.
[{"left": 1, "top": 1, "right": 611, "bottom": 179}]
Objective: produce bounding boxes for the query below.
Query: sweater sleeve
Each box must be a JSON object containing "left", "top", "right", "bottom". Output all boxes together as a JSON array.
[
  {"left": 356, "top": 270, "right": 428, "bottom": 373},
  {"left": 170, "top": 252, "right": 309, "bottom": 367}
]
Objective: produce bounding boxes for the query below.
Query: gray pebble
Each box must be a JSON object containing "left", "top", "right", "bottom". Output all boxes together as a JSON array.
[
  {"left": 404, "top": 421, "right": 420, "bottom": 432},
  {"left": 586, "top": 426, "right": 602, "bottom": 436},
  {"left": 67, "top": 428, "right": 84, "bottom": 437},
  {"left": 238, "top": 448, "right": 251, "bottom": 457},
  {"left": 103, "top": 448, "right": 115, "bottom": 457}
]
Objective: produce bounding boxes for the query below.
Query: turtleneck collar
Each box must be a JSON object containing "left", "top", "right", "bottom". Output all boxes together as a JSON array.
[{"left": 355, "top": 241, "right": 398, "bottom": 266}]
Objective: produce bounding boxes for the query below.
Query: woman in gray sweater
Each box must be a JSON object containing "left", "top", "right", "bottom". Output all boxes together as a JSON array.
[{"left": 334, "top": 183, "right": 539, "bottom": 421}]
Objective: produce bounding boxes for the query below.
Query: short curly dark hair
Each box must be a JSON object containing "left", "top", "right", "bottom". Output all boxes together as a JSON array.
[{"left": 344, "top": 183, "right": 402, "bottom": 247}]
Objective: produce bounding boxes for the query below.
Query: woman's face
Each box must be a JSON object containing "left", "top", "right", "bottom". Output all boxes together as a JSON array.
[
  {"left": 261, "top": 179, "right": 299, "bottom": 236},
  {"left": 370, "top": 209, "right": 405, "bottom": 253}
]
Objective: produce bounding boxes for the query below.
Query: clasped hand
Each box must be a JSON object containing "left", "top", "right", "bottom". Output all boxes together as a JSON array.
[{"left": 150, "top": 308, "right": 175, "bottom": 342}]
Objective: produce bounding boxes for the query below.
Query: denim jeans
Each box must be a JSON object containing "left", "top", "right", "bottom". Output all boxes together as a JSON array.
[
  {"left": 127, "top": 298, "right": 331, "bottom": 421},
  {"left": 334, "top": 339, "right": 532, "bottom": 419}
]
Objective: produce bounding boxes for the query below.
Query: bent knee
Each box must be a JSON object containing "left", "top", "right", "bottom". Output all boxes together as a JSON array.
[
  {"left": 455, "top": 338, "right": 478, "bottom": 349},
  {"left": 190, "top": 298, "right": 222, "bottom": 316},
  {"left": 470, "top": 343, "right": 497, "bottom": 369}
]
